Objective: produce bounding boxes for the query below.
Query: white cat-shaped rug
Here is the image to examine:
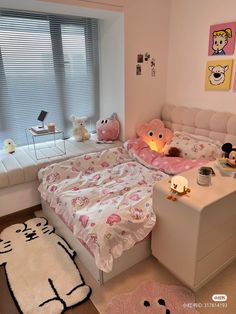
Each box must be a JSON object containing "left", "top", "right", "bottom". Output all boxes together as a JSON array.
[{"left": 0, "top": 217, "right": 91, "bottom": 314}]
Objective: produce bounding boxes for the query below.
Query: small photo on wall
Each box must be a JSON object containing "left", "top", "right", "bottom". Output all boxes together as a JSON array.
[
  {"left": 205, "top": 59, "right": 233, "bottom": 90},
  {"left": 136, "top": 64, "right": 142, "bottom": 75},
  {"left": 137, "top": 54, "right": 143, "bottom": 63},
  {"left": 208, "top": 22, "right": 236, "bottom": 56}
]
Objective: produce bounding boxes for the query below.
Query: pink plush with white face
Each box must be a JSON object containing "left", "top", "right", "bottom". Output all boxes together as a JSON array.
[{"left": 96, "top": 113, "right": 119, "bottom": 141}]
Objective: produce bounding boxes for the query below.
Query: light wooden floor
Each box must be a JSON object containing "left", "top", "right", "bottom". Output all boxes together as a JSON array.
[
  {"left": 76, "top": 245, "right": 236, "bottom": 314},
  {"left": 1, "top": 208, "right": 235, "bottom": 314}
]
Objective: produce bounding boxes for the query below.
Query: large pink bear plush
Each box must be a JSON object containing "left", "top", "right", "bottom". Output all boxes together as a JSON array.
[
  {"left": 136, "top": 119, "right": 173, "bottom": 152},
  {"left": 96, "top": 113, "right": 120, "bottom": 141}
]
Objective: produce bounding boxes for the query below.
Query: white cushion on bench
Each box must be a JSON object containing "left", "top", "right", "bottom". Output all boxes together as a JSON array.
[{"left": 0, "top": 136, "right": 122, "bottom": 189}]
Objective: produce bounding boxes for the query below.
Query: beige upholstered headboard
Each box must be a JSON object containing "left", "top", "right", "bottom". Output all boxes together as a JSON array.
[{"left": 162, "top": 104, "right": 236, "bottom": 145}]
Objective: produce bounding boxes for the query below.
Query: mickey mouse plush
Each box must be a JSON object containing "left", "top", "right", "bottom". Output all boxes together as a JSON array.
[{"left": 222, "top": 142, "right": 236, "bottom": 167}]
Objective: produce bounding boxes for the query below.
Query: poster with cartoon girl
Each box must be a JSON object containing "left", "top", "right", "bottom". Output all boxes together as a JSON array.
[{"left": 208, "top": 22, "right": 236, "bottom": 56}]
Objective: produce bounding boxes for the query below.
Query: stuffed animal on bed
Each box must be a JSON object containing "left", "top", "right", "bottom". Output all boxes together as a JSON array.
[
  {"left": 71, "top": 115, "right": 91, "bottom": 142},
  {"left": 222, "top": 142, "right": 236, "bottom": 167},
  {"left": 136, "top": 119, "right": 173, "bottom": 152},
  {"left": 96, "top": 113, "right": 120, "bottom": 142}
]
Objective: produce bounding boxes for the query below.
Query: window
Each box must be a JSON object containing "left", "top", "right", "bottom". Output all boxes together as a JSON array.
[{"left": 0, "top": 11, "right": 99, "bottom": 145}]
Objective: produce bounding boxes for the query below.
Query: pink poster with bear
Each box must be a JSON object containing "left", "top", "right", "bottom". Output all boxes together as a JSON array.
[{"left": 208, "top": 22, "right": 236, "bottom": 56}]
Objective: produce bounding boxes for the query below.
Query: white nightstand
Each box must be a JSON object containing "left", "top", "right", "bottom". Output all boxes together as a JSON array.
[{"left": 151, "top": 162, "right": 236, "bottom": 291}]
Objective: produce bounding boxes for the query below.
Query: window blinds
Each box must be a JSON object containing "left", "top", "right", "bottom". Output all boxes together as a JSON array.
[{"left": 0, "top": 11, "right": 99, "bottom": 145}]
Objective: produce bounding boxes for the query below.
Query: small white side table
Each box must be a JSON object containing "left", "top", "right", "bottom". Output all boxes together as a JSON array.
[
  {"left": 151, "top": 162, "right": 236, "bottom": 291},
  {"left": 25, "top": 128, "right": 66, "bottom": 160}
]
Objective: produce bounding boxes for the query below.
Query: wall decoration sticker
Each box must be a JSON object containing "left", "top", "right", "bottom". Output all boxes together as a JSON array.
[
  {"left": 144, "top": 52, "right": 151, "bottom": 62},
  {"left": 136, "top": 52, "right": 156, "bottom": 77},
  {"left": 151, "top": 58, "right": 156, "bottom": 77},
  {"left": 137, "top": 54, "right": 143, "bottom": 63},
  {"left": 208, "top": 22, "right": 236, "bottom": 56},
  {"left": 151, "top": 67, "right": 156, "bottom": 77},
  {"left": 205, "top": 59, "right": 233, "bottom": 90},
  {"left": 136, "top": 64, "right": 142, "bottom": 75}
]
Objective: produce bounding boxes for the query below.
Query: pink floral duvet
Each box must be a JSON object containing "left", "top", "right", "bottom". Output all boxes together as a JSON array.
[{"left": 38, "top": 147, "right": 168, "bottom": 272}]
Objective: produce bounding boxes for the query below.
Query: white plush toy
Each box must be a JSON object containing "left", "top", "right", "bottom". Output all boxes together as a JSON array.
[
  {"left": 71, "top": 115, "right": 91, "bottom": 142},
  {"left": 4, "top": 138, "right": 16, "bottom": 154}
]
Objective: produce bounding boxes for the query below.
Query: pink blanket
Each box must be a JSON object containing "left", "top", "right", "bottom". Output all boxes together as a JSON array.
[
  {"left": 38, "top": 147, "right": 168, "bottom": 272},
  {"left": 124, "top": 139, "right": 207, "bottom": 175}
]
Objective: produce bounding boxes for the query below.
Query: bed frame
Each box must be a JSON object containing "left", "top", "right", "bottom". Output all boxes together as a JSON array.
[
  {"left": 162, "top": 104, "right": 236, "bottom": 145},
  {"left": 40, "top": 199, "right": 151, "bottom": 285},
  {"left": 40, "top": 105, "right": 236, "bottom": 285}
]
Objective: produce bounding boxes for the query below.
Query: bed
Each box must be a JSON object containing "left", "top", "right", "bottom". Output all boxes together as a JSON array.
[
  {"left": 38, "top": 147, "right": 168, "bottom": 284},
  {"left": 38, "top": 105, "right": 236, "bottom": 285}
]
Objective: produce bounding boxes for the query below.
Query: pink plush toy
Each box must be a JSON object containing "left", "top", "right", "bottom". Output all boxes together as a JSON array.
[
  {"left": 137, "top": 119, "right": 173, "bottom": 152},
  {"left": 96, "top": 113, "right": 120, "bottom": 142}
]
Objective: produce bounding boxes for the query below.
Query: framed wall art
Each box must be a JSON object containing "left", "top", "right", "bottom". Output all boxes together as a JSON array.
[
  {"left": 208, "top": 22, "right": 236, "bottom": 56},
  {"left": 205, "top": 59, "right": 233, "bottom": 90}
]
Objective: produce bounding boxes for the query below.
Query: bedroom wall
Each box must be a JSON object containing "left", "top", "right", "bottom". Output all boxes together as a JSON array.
[
  {"left": 166, "top": 0, "right": 236, "bottom": 114},
  {"left": 99, "top": 15, "right": 125, "bottom": 140},
  {"left": 124, "top": 0, "right": 171, "bottom": 138}
]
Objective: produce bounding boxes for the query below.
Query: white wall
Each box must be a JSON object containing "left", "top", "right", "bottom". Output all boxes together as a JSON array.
[
  {"left": 40, "top": 0, "right": 124, "bottom": 12},
  {"left": 124, "top": 0, "right": 171, "bottom": 139},
  {"left": 99, "top": 15, "right": 125, "bottom": 140},
  {"left": 166, "top": 0, "right": 236, "bottom": 114}
]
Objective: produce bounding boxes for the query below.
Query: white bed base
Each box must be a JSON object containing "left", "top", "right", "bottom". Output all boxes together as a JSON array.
[{"left": 41, "top": 199, "right": 151, "bottom": 285}]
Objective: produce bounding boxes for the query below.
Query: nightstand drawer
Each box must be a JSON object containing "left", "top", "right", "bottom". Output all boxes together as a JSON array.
[
  {"left": 197, "top": 193, "right": 236, "bottom": 260},
  {"left": 195, "top": 235, "right": 236, "bottom": 286}
]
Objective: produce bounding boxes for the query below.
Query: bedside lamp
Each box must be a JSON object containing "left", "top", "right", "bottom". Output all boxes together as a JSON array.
[
  {"left": 136, "top": 119, "right": 173, "bottom": 153},
  {"left": 171, "top": 176, "right": 189, "bottom": 194},
  {"left": 167, "top": 175, "right": 190, "bottom": 201}
]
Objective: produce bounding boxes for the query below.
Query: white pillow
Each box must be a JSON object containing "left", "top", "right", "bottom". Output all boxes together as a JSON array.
[{"left": 164, "top": 131, "right": 222, "bottom": 160}]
